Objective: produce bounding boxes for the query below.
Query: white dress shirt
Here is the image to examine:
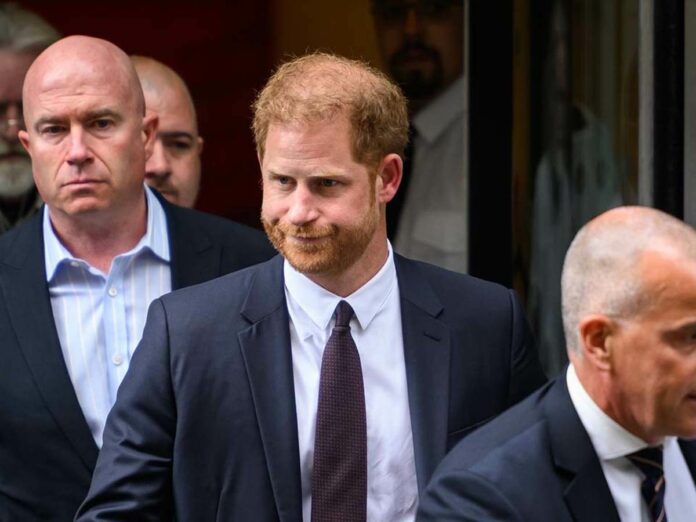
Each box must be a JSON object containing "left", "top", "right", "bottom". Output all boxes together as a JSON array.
[
  {"left": 284, "top": 243, "right": 419, "bottom": 521},
  {"left": 567, "top": 364, "right": 696, "bottom": 521},
  {"left": 394, "top": 76, "right": 468, "bottom": 274},
  {"left": 44, "top": 186, "right": 171, "bottom": 447}
]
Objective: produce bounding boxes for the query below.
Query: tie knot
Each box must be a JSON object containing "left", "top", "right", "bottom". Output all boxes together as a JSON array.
[
  {"left": 334, "top": 300, "right": 354, "bottom": 328},
  {"left": 627, "top": 446, "right": 664, "bottom": 481}
]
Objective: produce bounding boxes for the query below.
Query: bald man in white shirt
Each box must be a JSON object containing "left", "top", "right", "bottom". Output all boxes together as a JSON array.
[{"left": 420, "top": 206, "right": 696, "bottom": 522}]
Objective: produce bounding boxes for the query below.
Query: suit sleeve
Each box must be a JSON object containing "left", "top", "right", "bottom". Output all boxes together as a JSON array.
[
  {"left": 506, "top": 289, "right": 547, "bottom": 406},
  {"left": 75, "top": 299, "right": 175, "bottom": 521},
  {"left": 417, "top": 469, "right": 523, "bottom": 522}
]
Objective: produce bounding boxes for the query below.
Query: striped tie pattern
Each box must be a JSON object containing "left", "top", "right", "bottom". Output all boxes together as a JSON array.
[
  {"left": 627, "top": 446, "right": 667, "bottom": 522},
  {"left": 311, "top": 300, "right": 367, "bottom": 522}
]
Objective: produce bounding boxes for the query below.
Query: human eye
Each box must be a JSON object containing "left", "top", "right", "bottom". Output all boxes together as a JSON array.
[
  {"left": 664, "top": 324, "right": 696, "bottom": 352},
  {"left": 164, "top": 138, "right": 193, "bottom": 155},
  {"left": 373, "top": 2, "right": 407, "bottom": 23},
  {"left": 39, "top": 124, "right": 66, "bottom": 137},
  {"left": 90, "top": 118, "right": 114, "bottom": 131},
  {"left": 311, "top": 177, "right": 343, "bottom": 193},
  {"left": 268, "top": 174, "right": 294, "bottom": 189}
]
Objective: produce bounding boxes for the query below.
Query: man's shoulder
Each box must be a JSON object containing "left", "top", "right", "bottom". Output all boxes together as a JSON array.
[
  {"left": 0, "top": 209, "right": 42, "bottom": 264},
  {"left": 395, "top": 254, "right": 513, "bottom": 309},
  {"left": 164, "top": 204, "right": 275, "bottom": 266},
  {"left": 443, "top": 380, "right": 555, "bottom": 472},
  {"left": 420, "top": 381, "right": 567, "bottom": 521},
  {"left": 166, "top": 204, "right": 266, "bottom": 243},
  {"left": 159, "top": 255, "right": 280, "bottom": 313}
]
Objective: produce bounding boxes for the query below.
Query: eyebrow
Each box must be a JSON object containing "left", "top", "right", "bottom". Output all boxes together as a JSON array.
[{"left": 33, "top": 109, "right": 122, "bottom": 132}]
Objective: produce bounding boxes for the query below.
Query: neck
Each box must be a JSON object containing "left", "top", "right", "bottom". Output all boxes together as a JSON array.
[
  {"left": 573, "top": 359, "right": 660, "bottom": 445},
  {"left": 48, "top": 195, "right": 148, "bottom": 274}
]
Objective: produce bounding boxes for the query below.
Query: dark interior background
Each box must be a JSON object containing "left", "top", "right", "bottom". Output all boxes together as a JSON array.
[{"left": 21, "top": 0, "right": 273, "bottom": 227}]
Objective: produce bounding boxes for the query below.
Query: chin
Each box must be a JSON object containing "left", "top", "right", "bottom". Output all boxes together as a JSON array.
[{"left": 62, "top": 198, "right": 111, "bottom": 217}]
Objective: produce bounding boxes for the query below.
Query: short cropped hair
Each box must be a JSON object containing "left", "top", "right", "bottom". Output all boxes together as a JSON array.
[
  {"left": 561, "top": 207, "right": 696, "bottom": 354},
  {"left": 0, "top": 3, "right": 59, "bottom": 52},
  {"left": 252, "top": 52, "right": 408, "bottom": 167}
]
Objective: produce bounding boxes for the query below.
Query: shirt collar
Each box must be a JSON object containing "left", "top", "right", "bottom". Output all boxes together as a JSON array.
[
  {"left": 283, "top": 242, "right": 398, "bottom": 340},
  {"left": 44, "top": 185, "right": 170, "bottom": 282},
  {"left": 566, "top": 364, "right": 665, "bottom": 460},
  {"left": 412, "top": 75, "right": 466, "bottom": 144}
]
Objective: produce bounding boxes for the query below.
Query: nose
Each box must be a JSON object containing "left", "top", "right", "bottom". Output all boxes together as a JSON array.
[
  {"left": 66, "top": 128, "right": 93, "bottom": 168},
  {"left": 403, "top": 6, "right": 423, "bottom": 39},
  {"left": 285, "top": 184, "right": 319, "bottom": 226},
  {"left": 0, "top": 122, "right": 20, "bottom": 145},
  {"left": 145, "top": 139, "right": 170, "bottom": 179},
  {"left": 1, "top": 105, "right": 23, "bottom": 145}
]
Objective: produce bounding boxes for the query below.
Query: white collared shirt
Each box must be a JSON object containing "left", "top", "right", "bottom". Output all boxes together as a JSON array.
[
  {"left": 567, "top": 364, "right": 696, "bottom": 521},
  {"left": 394, "top": 76, "right": 468, "bottom": 273},
  {"left": 285, "top": 244, "right": 418, "bottom": 521},
  {"left": 44, "top": 186, "right": 171, "bottom": 447}
]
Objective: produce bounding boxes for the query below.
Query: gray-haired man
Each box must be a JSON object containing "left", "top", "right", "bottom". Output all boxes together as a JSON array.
[{"left": 0, "top": 3, "right": 58, "bottom": 233}]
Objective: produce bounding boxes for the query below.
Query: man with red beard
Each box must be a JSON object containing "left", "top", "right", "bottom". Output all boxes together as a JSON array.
[
  {"left": 0, "top": 4, "right": 58, "bottom": 233},
  {"left": 78, "top": 53, "right": 544, "bottom": 522}
]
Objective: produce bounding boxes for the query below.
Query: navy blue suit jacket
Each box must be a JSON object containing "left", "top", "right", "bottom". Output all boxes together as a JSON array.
[
  {"left": 0, "top": 197, "right": 274, "bottom": 522},
  {"left": 76, "top": 254, "right": 546, "bottom": 521},
  {"left": 418, "top": 376, "right": 696, "bottom": 521}
]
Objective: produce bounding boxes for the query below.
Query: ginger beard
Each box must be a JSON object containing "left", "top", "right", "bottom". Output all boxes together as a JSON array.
[{"left": 262, "top": 179, "right": 380, "bottom": 276}]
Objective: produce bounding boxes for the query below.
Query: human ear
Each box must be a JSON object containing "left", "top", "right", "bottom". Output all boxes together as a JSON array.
[
  {"left": 577, "top": 315, "right": 615, "bottom": 371},
  {"left": 376, "top": 153, "right": 403, "bottom": 204},
  {"left": 142, "top": 113, "right": 158, "bottom": 161}
]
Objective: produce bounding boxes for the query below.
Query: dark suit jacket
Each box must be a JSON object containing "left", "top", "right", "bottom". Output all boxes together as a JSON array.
[
  {"left": 76, "top": 254, "right": 546, "bottom": 521},
  {"left": 418, "top": 376, "right": 696, "bottom": 521},
  {"left": 0, "top": 197, "right": 274, "bottom": 521}
]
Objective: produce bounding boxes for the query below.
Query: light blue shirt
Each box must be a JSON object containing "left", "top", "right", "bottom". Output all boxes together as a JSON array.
[{"left": 44, "top": 186, "right": 171, "bottom": 447}]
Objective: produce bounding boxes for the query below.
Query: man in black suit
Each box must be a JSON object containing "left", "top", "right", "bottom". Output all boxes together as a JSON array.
[
  {"left": 0, "top": 35, "right": 272, "bottom": 521},
  {"left": 419, "top": 206, "right": 696, "bottom": 521},
  {"left": 76, "top": 52, "right": 545, "bottom": 522}
]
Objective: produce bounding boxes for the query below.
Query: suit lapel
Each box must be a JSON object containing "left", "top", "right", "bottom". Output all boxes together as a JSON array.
[
  {"left": 238, "top": 257, "right": 302, "bottom": 522},
  {"left": 162, "top": 198, "right": 219, "bottom": 290},
  {"left": 394, "top": 255, "right": 450, "bottom": 492},
  {"left": 545, "top": 379, "right": 620, "bottom": 522},
  {"left": 0, "top": 212, "right": 98, "bottom": 470},
  {"left": 679, "top": 440, "right": 696, "bottom": 482}
]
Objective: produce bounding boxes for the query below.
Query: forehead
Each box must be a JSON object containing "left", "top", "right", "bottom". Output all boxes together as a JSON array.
[
  {"left": 0, "top": 50, "right": 35, "bottom": 100},
  {"left": 28, "top": 62, "right": 137, "bottom": 118},
  {"left": 373, "top": 0, "right": 461, "bottom": 14},
  {"left": 144, "top": 84, "right": 196, "bottom": 130},
  {"left": 266, "top": 117, "right": 350, "bottom": 153},
  {"left": 637, "top": 250, "right": 696, "bottom": 317},
  {"left": 263, "top": 116, "right": 362, "bottom": 172}
]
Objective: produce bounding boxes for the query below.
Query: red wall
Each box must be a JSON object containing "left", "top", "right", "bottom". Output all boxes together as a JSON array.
[{"left": 20, "top": 0, "right": 273, "bottom": 227}]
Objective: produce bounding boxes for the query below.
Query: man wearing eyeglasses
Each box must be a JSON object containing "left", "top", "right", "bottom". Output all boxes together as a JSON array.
[
  {"left": 0, "top": 4, "right": 59, "bottom": 233},
  {"left": 373, "top": 0, "right": 468, "bottom": 274}
]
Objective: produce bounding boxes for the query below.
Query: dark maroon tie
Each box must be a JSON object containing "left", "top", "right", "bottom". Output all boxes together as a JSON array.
[{"left": 311, "top": 300, "right": 367, "bottom": 522}]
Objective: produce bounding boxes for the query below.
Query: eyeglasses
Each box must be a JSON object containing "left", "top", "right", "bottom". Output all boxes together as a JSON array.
[
  {"left": 372, "top": 0, "right": 460, "bottom": 23},
  {"left": 0, "top": 101, "right": 25, "bottom": 134}
]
